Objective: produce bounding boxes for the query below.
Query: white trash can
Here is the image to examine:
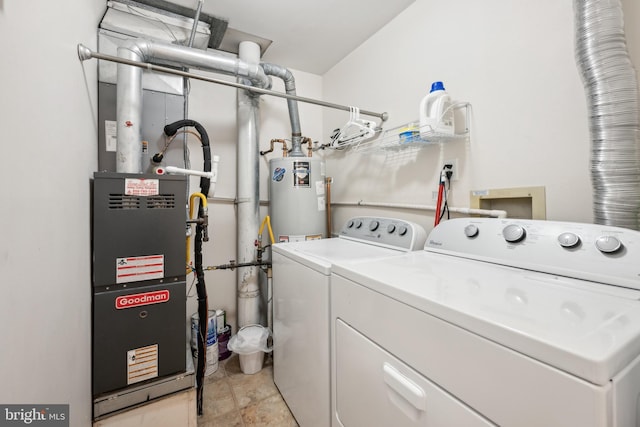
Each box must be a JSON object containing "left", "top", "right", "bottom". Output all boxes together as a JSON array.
[{"left": 227, "top": 324, "right": 273, "bottom": 374}]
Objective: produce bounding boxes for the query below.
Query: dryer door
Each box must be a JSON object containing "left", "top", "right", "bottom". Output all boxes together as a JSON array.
[{"left": 334, "top": 319, "right": 496, "bottom": 427}]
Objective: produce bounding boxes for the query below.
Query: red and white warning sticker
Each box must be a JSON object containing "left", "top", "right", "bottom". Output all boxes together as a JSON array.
[
  {"left": 124, "top": 178, "right": 159, "bottom": 196},
  {"left": 116, "top": 255, "right": 164, "bottom": 284},
  {"left": 127, "top": 344, "right": 158, "bottom": 385}
]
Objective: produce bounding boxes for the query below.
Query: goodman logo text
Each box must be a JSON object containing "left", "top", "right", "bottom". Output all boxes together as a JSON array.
[{"left": 115, "top": 290, "right": 170, "bottom": 310}]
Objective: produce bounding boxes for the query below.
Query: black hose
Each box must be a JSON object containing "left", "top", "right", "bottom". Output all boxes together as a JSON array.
[
  {"left": 205, "top": 261, "right": 271, "bottom": 270},
  {"left": 164, "top": 119, "right": 211, "bottom": 196},
  {"left": 164, "top": 119, "right": 211, "bottom": 415},
  {"left": 194, "top": 219, "right": 207, "bottom": 415}
]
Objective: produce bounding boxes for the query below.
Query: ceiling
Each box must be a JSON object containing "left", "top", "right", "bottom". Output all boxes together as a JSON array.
[{"left": 164, "top": 0, "right": 415, "bottom": 75}]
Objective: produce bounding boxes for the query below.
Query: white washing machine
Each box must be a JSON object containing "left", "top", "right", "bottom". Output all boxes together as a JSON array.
[
  {"left": 272, "top": 216, "right": 427, "bottom": 427},
  {"left": 330, "top": 218, "right": 640, "bottom": 427}
]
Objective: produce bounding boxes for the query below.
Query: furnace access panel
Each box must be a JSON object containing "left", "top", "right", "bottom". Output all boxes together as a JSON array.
[{"left": 91, "top": 172, "right": 187, "bottom": 397}]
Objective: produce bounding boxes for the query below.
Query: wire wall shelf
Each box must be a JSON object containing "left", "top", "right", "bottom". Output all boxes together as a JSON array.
[{"left": 351, "top": 102, "right": 471, "bottom": 154}]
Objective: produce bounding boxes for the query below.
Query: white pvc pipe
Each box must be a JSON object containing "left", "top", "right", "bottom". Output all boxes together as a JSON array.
[
  {"left": 236, "top": 41, "right": 262, "bottom": 327},
  {"left": 164, "top": 155, "right": 220, "bottom": 198},
  {"left": 164, "top": 165, "right": 215, "bottom": 179},
  {"left": 332, "top": 200, "right": 508, "bottom": 218}
]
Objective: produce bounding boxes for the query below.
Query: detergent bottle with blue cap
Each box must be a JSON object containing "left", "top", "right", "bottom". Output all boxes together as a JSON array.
[{"left": 419, "top": 81, "right": 455, "bottom": 137}]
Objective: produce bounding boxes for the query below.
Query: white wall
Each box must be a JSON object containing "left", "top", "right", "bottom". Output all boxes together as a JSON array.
[
  {"left": 185, "top": 66, "right": 323, "bottom": 333},
  {"left": 321, "top": 0, "right": 615, "bottom": 234},
  {"left": 0, "top": 1, "right": 103, "bottom": 425}
]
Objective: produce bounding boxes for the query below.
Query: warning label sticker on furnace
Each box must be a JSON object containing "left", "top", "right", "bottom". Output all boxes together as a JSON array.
[
  {"left": 116, "top": 255, "right": 164, "bottom": 284},
  {"left": 124, "top": 178, "right": 159, "bottom": 196},
  {"left": 127, "top": 344, "right": 158, "bottom": 385},
  {"left": 105, "top": 120, "right": 117, "bottom": 152}
]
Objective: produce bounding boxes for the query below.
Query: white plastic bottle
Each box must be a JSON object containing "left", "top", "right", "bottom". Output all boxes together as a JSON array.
[{"left": 419, "top": 81, "right": 455, "bottom": 137}]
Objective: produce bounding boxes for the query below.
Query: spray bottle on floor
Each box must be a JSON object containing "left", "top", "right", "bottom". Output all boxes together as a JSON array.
[{"left": 419, "top": 81, "right": 455, "bottom": 137}]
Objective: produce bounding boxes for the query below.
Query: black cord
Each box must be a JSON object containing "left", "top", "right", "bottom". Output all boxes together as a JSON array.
[
  {"left": 164, "top": 120, "right": 211, "bottom": 196},
  {"left": 439, "top": 171, "right": 451, "bottom": 221},
  {"left": 164, "top": 120, "right": 211, "bottom": 416}
]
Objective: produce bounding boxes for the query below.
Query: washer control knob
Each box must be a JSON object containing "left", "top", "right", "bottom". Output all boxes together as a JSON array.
[
  {"left": 595, "top": 236, "right": 622, "bottom": 254},
  {"left": 558, "top": 232, "right": 581, "bottom": 248},
  {"left": 369, "top": 220, "right": 380, "bottom": 232},
  {"left": 464, "top": 224, "right": 479, "bottom": 238},
  {"left": 398, "top": 226, "right": 408, "bottom": 236},
  {"left": 387, "top": 224, "right": 396, "bottom": 234},
  {"left": 347, "top": 220, "right": 354, "bottom": 228},
  {"left": 502, "top": 224, "right": 526, "bottom": 243},
  {"left": 354, "top": 219, "right": 363, "bottom": 229}
]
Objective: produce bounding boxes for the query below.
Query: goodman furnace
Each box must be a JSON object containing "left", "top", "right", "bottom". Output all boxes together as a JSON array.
[{"left": 91, "top": 172, "right": 189, "bottom": 414}]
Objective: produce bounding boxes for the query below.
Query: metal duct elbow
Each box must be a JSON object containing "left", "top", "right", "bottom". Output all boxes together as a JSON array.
[
  {"left": 574, "top": 0, "right": 640, "bottom": 230},
  {"left": 261, "top": 62, "right": 305, "bottom": 157},
  {"left": 133, "top": 39, "right": 272, "bottom": 89},
  {"left": 115, "top": 38, "right": 273, "bottom": 173}
]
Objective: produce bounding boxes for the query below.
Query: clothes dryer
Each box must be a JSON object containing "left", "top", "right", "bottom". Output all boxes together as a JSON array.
[
  {"left": 272, "top": 216, "right": 427, "bottom": 427},
  {"left": 331, "top": 218, "right": 640, "bottom": 427}
]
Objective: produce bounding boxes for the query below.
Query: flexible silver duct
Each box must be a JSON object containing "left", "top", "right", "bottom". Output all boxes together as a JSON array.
[
  {"left": 260, "top": 62, "right": 305, "bottom": 157},
  {"left": 115, "top": 38, "right": 272, "bottom": 173},
  {"left": 574, "top": 0, "right": 640, "bottom": 230}
]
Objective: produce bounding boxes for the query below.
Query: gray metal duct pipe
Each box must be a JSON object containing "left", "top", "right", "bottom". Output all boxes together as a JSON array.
[
  {"left": 574, "top": 0, "right": 640, "bottom": 230},
  {"left": 115, "top": 38, "right": 272, "bottom": 173},
  {"left": 236, "top": 41, "right": 261, "bottom": 327},
  {"left": 116, "top": 46, "right": 144, "bottom": 174},
  {"left": 260, "top": 62, "right": 305, "bottom": 157}
]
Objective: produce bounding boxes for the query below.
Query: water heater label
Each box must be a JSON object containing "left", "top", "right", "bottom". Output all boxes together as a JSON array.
[
  {"left": 115, "top": 290, "right": 170, "bottom": 309},
  {"left": 272, "top": 167, "right": 285, "bottom": 182},
  {"left": 124, "top": 178, "right": 159, "bottom": 196},
  {"left": 315, "top": 180, "right": 325, "bottom": 195},
  {"left": 127, "top": 344, "right": 158, "bottom": 385},
  {"left": 293, "top": 161, "right": 310, "bottom": 188},
  {"left": 116, "top": 255, "right": 165, "bottom": 284}
]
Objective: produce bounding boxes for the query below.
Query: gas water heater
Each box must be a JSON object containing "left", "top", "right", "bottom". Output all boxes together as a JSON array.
[{"left": 269, "top": 157, "right": 327, "bottom": 242}]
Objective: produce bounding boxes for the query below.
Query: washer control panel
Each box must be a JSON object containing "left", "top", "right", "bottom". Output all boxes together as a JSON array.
[
  {"left": 340, "top": 216, "right": 427, "bottom": 251},
  {"left": 426, "top": 218, "right": 640, "bottom": 289}
]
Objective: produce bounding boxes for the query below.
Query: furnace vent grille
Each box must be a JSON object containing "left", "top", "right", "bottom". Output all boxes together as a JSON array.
[
  {"left": 108, "top": 194, "right": 141, "bottom": 209},
  {"left": 147, "top": 194, "right": 176, "bottom": 209}
]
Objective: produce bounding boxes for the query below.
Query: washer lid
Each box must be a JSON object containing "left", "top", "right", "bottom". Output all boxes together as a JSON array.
[{"left": 332, "top": 251, "right": 640, "bottom": 386}]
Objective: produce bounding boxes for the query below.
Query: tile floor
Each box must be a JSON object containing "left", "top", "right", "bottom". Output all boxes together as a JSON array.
[{"left": 197, "top": 354, "right": 298, "bottom": 427}]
